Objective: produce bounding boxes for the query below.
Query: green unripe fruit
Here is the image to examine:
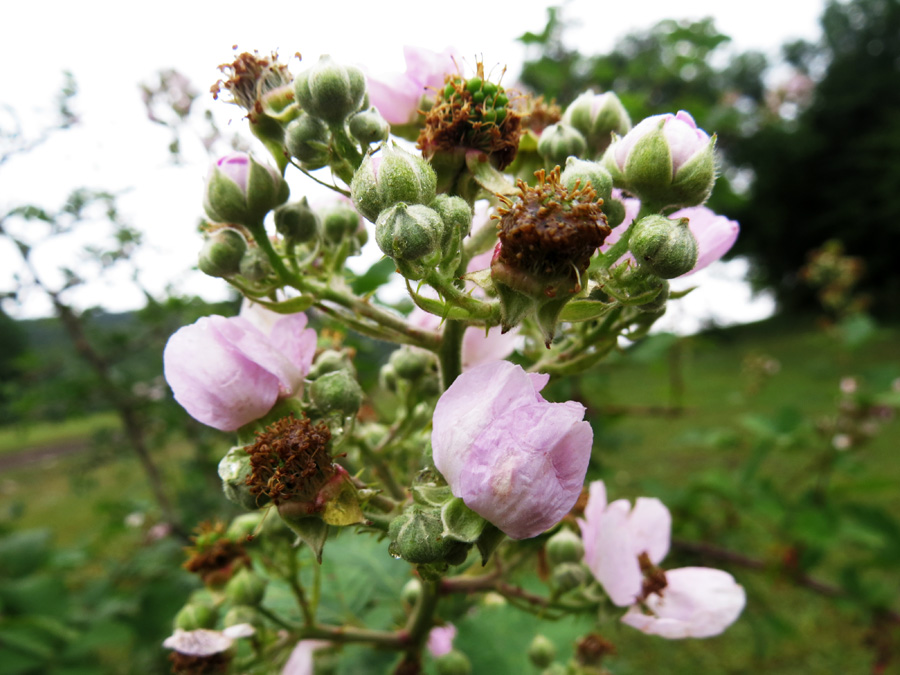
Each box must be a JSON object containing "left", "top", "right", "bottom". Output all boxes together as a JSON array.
[
  {"left": 349, "top": 107, "right": 390, "bottom": 144},
  {"left": 198, "top": 229, "right": 247, "bottom": 278},
  {"left": 274, "top": 198, "right": 320, "bottom": 243},
  {"left": 630, "top": 215, "right": 698, "bottom": 278},
  {"left": 309, "top": 370, "right": 363, "bottom": 417},
  {"left": 225, "top": 567, "right": 267, "bottom": 607},
  {"left": 293, "top": 55, "right": 366, "bottom": 124},
  {"left": 388, "top": 506, "right": 469, "bottom": 565},
  {"left": 285, "top": 113, "right": 330, "bottom": 169},
  {"left": 527, "top": 635, "right": 557, "bottom": 669},
  {"left": 537, "top": 123, "right": 587, "bottom": 167}
]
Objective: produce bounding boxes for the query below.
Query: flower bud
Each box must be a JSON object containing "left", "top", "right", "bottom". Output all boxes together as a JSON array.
[
  {"left": 559, "top": 158, "right": 613, "bottom": 204},
  {"left": 223, "top": 605, "right": 262, "bottom": 629},
  {"left": 219, "top": 446, "right": 266, "bottom": 511},
  {"left": 379, "top": 363, "right": 399, "bottom": 393},
  {"left": 546, "top": 528, "right": 585, "bottom": 567},
  {"left": 527, "top": 635, "right": 557, "bottom": 669},
  {"left": 429, "top": 194, "right": 472, "bottom": 266},
  {"left": 349, "top": 107, "right": 390, "bottom": 144},
  {"left": 309, "top": 370, "right": 363, "bottom": 417},
  {"left": 435, "top": 650, "right": 472, "bottom": 675},
  {"left": 388, "top": 505, "right": 470, "bottom": 565},
  {"left": 293, "top": 55, "right": 366, "bottom": 125},
  {"left": 224, "top": 567, "right": 267, "bottom": 607},
  {"left": 204, "top": 153, "right": 289, "bottom": 227},
  {"left": 550, "top": 561, "right": 590, "bottom": 592},
  {"left": 226, "top": 512, "right": 263, "bottom": 541},
  {"left": 562, "top": 90, "right": 631, "bottom": 157},
  {"left": 318, "top": 200, "right": 362, "bottom": 245},
  {"left": 285, "top": 113, "right": 331, "bottom": 169},
  {"left": 308, "top": 349, "right": 355, "bottom": 379},
  {"left": 537, "top": 123, "right": 587, "bottom": 166},
  {"left": 389, "top": 346, "right": 436, "bottom": 381},
  {"left": 350, "top": 144, "right": 437, "bottom": 223},
  {"left": 630, "top": 215, "right": 698, "bottom": 278},
  {"left": 401, "top": 578, "right": 422, "bottom": 606},
  {"left": 198, "top": 229, "right": 248, "bottom": 278},
  {"left": 174, "top": 602, "right": 217, "bottom": 631},
  {"left": 602, "top": 110, "right": 716, "bottom": 210},
  {"left": 239, "top": 246, "right": 272, "bottom": 282},
  {"left": 375, "top": 203, "right": 442, "bottom": 279},
  {"left": 274, "top": 198, "right": 320, "bottom": 243}
]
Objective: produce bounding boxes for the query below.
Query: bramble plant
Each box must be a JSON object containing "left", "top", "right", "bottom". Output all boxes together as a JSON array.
[{"left": 161, "top": 48, "right": 743, "bottom": 673}]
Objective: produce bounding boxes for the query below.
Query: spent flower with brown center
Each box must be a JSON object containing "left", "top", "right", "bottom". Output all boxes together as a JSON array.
[
  {"left": 244, "top": 413, "right": 334, "bottom": 506},
  {"left": 417, "top": 63, "right": 522, "bottom": 170},
  {"left": 211, "top": 50, "right": 295, "bottom": 121},
  {"left": 183, "top": 521, "right": 250, "bottom": 587},
  {"left": 492, "top": 167, "right": 610, "bottom": 297}
]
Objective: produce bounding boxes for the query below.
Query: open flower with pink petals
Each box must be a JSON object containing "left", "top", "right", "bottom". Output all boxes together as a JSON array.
[
  {"left": 579, "top": 480, "right": 745, "bottom": 639},
  {"left": 367, "top": 46, "right": 457, "bottom": 126},
  {"left": 163, "top": 311, "right": 316, "bottom": 431},
  {"left": 432, "top": 361, "right": 593, "bottom": 540}
]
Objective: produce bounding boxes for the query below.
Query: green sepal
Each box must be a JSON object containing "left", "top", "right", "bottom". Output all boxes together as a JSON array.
[
  {"left": 441, "top": 498, "right": 486, "bottom": 544},
  {"left": 558, "top": 298, "right": 618, "bottom": 323},
  {"left": 465, "top": 151, "right": 517, "bottom": 196},
  {"left": 412, "top": 485, "right": 453, "bottom": 507},
  {"left": 475, "top": 522, "right": 506, "bottom": 566},
  {"left": 281, "top": 515, "right": 329, "bottom": 564}
]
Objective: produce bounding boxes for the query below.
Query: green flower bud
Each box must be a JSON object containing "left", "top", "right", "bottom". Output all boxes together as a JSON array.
[
  {"left": 560, "top": 157, "right": 613, "bottom": 204},
  {"left": 379, "top": 363, "right": 399, "bottom": 393},
  {"left": 551, "top": 562, "right": 590, "bottom": 593},
  {"left": 274, "top": 198, "right": 320, "bottom": 243},
  {"left": 308, "top": 349, "right": 355, "bottom": 379},
  {"left": 350, "top": 144, "right": 437, "bottom": 223},
  {"left": 401, "top": 578, "right": 422, "bottom": 606},
  {"left": 546, "top": 528, "right": 585, "bottom": 567},
  {"left": 198, "top": 229, "right": 247, "bottom": 278},
  {"left": 537, "top": 123, "right": 587, "bottom": 167},
  {"left": 435, "top": 650, "right": 472, "bottom": 675},
  {"left": 319, "top": 200, "right": 362, "bottom": 245},
  {"left": 223, "top": 605, "right": 262, "bottom": 629},
  {"left": 630, "top": 215, "right": 698, "bottom": 278},
  {"left": 375, "top": 203, "right": 442, "bottom": 279},
  {"left": 239, "top": 246, "right": 272, "bottom": 282},
  {"left": 527, "top": 635, "right": 557, "bottom": 669},
  {"left": 285, "top": 113, "right": 331, "bottom": 169},
  {"left": 174, "top": 602, "right": 217, "bottom": 631},
  {"left": 204, "top": 153, "right": 289, "bottom": 227},
  {"left": 219, "top": 446, "right": 267, "bottom": 511},
  {"left": 388, "top": 505, "right": 470, "bottom": 565},
  {"left": 562, "top": 90, "right": 632, "bottom": 157},
  {"left": 429, "top": 194, "right": 472, "bottom": 266},
  {"left": 309, "top": 370, "right": 363, "bottom": 417},
  {"left": 348, "top": 107, "right": 390, "bottom": 144},
  {"left": 227, "top": 512, "right": 263, "bottom": 541},
  {"left": 389, "top": 346, "right": 435, "bottom": 381},
  {"left": 225, "top": 567, "right": 267, "bottom": 607},
  {"left": 293, "top": 55, "right": 366, "bottom": 125}
]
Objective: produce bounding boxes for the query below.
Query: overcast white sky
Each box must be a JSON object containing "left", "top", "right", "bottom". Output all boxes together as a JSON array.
[{"left": 1, "top": 0, "right": 828, "bottom": 330}]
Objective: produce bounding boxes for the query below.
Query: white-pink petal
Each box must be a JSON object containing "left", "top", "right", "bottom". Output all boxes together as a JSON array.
[
  {"left": 427, "top": 624, "right": 457, "bottom": 657},
  {"left": 621, "top": 567, "right": 746, "bottom": 639}
]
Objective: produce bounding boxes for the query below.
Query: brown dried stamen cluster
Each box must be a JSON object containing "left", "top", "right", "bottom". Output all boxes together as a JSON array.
[
  {"left": 575, "top": 633, "right": 617, "bottom": 666},
  {"left": 638, "top": 551, "right": 668, "bottom": 598},
  {"left": 183, "top": 521, "right": 249, "bottom": 583},
  {"left": 169, "top": 651, "right": 230, "bottom": 674},
  {"left": 494, "top": 167, "right": 610, "bottom": 285},
  {"left": 417, "top": 65, "right": 522, "bottom": 170},
  {"left": 515, "top": 93, "right": 562, "bottom": 135},
  {"left": 210, "top": 50, "right": 294, "bottom": 119},
  {"left": 245, "top": 414, "right": 334, "bottom": 505}
]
